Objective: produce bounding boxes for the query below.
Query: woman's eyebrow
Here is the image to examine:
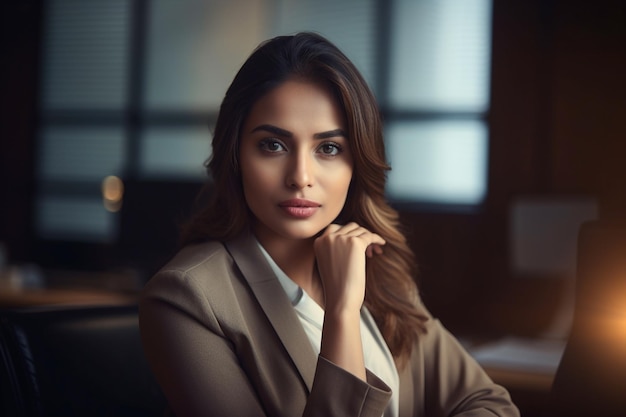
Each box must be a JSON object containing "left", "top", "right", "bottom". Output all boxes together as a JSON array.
[
  {"left": 313, "top": 129, "right": 347, "bottom": 139},
  {"left": 250, "top": 124, "right": 292, "bottom": 137},
  {"left": 250, "top": 124, "right": 346, "bottom": 140}
]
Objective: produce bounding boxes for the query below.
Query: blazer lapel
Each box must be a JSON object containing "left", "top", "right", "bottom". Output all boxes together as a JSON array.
[{"left": 225, "top": 231, "right": 317, "bottom": 392}]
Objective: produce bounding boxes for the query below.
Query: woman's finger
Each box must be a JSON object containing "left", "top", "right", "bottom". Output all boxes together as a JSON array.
[
  {"left": 328, "top": 223, "right": 386, "bottom": 243},
  {"left": 332, "top": 222, "right": 361, "bottom": 234}
]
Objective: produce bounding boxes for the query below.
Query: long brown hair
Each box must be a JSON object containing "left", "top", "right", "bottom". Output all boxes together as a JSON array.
[{"left": 181, "top": 32, "right": 428, "bottom": 365}]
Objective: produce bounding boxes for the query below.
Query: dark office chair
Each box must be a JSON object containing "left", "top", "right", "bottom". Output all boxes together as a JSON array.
[
  {"left": 551, "top": 221, "right": 626, "bottom": 417},
  {"left": 0, "top": 304, "right": 166, "bottom": 417}
]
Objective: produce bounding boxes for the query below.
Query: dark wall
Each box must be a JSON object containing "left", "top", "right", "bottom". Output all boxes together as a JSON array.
[{"left": 0, "top": 1, "right": 41, "bottom": 264}]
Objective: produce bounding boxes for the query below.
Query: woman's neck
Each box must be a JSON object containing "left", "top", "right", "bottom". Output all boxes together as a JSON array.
[{"left": 255, "top": 233, "right": 324, "bottom": 306}]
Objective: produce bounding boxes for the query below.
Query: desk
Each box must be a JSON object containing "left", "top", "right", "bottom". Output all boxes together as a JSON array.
[
  {"left": 0, "top": 267, "right": 141, "bottom": 308},
  {"left": 0, "top": 286, "right": 138, "bottom": 308},
  {"left": 467, "top": 336, "right": 566, "bottom": 417},
  {"left": 468, "top": 335, "right": 565, "bottom": 389}
]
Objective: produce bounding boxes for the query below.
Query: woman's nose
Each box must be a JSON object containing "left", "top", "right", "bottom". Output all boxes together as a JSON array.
[{"left": 286, "top": 152, "right": 314, "bottom": 189}]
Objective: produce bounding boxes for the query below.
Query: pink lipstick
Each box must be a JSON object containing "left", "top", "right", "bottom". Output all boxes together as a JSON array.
[{"left": 278, "top": 199, "right": 321, "bottom": 218}]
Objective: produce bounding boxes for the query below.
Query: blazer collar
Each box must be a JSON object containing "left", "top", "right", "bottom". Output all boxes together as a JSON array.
[{"left": 224, "top": 230, "right": 317, "bottom": 392}]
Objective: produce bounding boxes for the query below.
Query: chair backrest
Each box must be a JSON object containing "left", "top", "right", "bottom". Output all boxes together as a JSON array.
[
  {"left": 551, "top": 220, "right": 626, "bottom": 416},
  {"left": 0, "top": 304, "right": 167, "bottom": 417}
]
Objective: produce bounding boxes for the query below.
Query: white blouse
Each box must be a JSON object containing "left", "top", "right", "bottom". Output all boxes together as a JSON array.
[{"left": 256, "top": 241, "right": 400, "bottom": 417}]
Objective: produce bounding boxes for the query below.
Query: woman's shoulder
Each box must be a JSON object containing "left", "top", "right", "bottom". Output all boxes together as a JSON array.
[
  {"left": 141, "top": 240, "right": 237, "bottom": 297},
  {"left": 139, "top": 239, "right": 249, "bottom": 320},
  {"left": 160, "top": 240, "right": 231, "bottom": 274},
  {"left": 139, "top": 240, "right": 239, "bottom": 334}
]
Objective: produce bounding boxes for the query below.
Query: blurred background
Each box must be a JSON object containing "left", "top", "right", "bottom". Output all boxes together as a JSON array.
[{"left": 0, "top": 0, "right": 625, "bottom": 415}]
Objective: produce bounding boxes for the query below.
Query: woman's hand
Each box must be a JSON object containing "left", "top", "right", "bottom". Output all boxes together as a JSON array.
[
  {"left": 313, "top": 222, "right": 385, "bottom": 380},
  {"left": 314, "top": 222, "right": 386, "bottom": 313}
]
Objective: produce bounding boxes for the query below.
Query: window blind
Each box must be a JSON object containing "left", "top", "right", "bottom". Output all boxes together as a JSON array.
[{"left": 41, "top": 0, "right": 131, "bottom": 110}]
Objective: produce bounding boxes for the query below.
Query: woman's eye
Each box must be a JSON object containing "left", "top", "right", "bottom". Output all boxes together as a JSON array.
[
  {"left": 259, "top": 139, "right": 285, "bottom": 153},
  {"left": 319, "top": 142, "right": 341, "bottom": 156}
]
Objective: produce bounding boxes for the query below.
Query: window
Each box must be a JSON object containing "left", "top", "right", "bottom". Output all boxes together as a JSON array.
[
  {"left": 385, "top": 0, "right": 492, "bottom": 206},
  {"left": 37, "top": 0, "right": 130, "bottom": 243}
]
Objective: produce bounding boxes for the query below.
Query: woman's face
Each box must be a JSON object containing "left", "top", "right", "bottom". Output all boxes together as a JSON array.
[{"left": 239, "top": 79, "right": 353, "bottom": 245}]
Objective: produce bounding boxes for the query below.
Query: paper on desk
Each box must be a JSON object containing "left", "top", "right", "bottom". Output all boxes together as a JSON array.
[{"left": 468, "top": 337, "right": 567, "bottom": 374}]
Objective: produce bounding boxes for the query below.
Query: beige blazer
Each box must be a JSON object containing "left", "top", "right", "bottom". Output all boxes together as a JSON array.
[{"left": 139, "top": 231, "right": 519, "bottom": 417}]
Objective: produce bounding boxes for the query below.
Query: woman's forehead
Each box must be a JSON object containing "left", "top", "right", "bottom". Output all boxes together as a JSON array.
[{"left": 242, "top": 80, "right": 346, "bottom": 134}]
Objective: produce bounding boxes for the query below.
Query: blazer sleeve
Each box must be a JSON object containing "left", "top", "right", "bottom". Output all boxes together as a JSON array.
[
  {"left": 305, "top": 356, "right": 391, "bottom": 417},
  {"left": 419, "top": 318, "right": 520, "bottom": 417},
  {"left": 139, "top": 268, "right": 391, "bottom": 417}
]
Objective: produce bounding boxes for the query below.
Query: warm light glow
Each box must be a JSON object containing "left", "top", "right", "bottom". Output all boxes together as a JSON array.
[
  {"left": 596, "top": 314, "right": 626, "bottom": 356},
  {"left": 594, "top": 292, "right": 626, "bottom": 347},
  {"left": 102, "top": 175, "right": 124, "bottom": 212}
]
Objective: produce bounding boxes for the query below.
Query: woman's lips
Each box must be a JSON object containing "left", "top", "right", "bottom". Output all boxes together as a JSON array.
[{"left": 278, "top": 199, "right": 321, "bottom": 218}]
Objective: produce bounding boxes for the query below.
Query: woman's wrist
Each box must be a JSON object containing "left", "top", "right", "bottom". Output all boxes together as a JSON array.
[{"left": 320, "top": 305, "right": 366, "bottom": 380}]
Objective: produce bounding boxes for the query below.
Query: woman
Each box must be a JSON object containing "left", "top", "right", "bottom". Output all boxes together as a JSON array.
[{"left": 139, "top": 32, "right": 519, "bottom": 417}]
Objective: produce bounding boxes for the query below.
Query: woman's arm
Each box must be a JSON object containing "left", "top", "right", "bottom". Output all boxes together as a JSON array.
[
  {"left": 314, "top": 222, "right": 386, "bottom": 382},
  {"left": 139, "top": 276, "right": 268, "bottom": 416}
]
